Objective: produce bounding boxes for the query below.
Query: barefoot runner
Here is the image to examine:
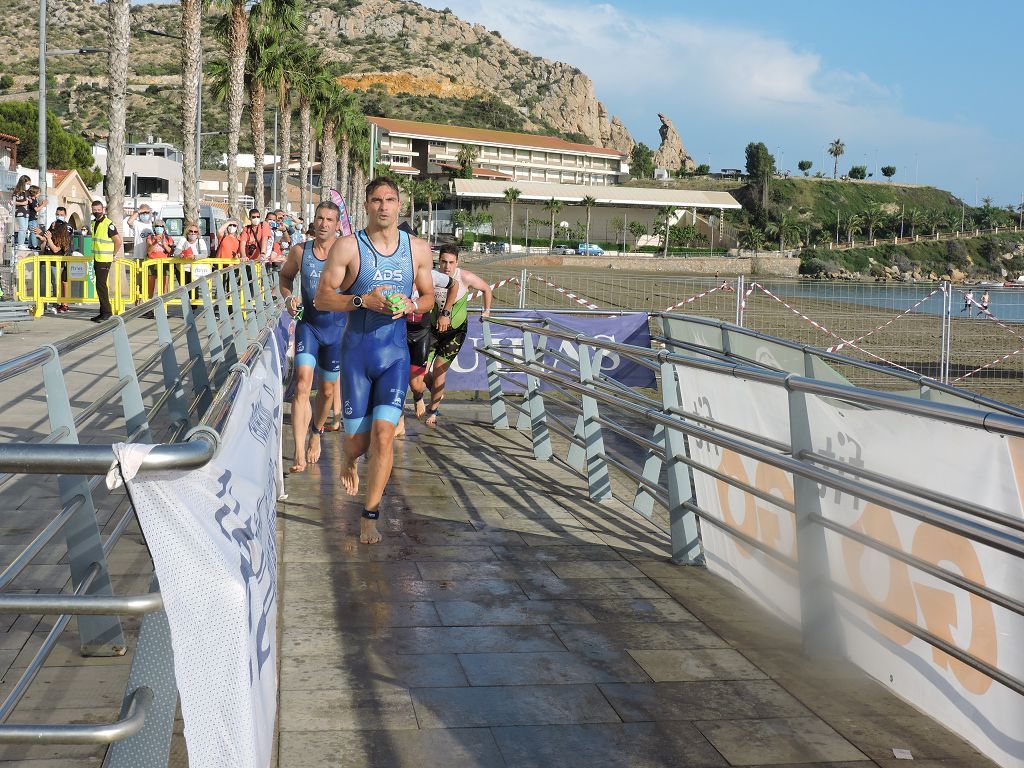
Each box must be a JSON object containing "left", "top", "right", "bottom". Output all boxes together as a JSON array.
[
  {"left": 313, "top": 178, "right": 435, "bottom": 544},
  {"left": 279, "top": 201, "right": 342, "bottom": 473},
  {"left": 424, "top": 245, "right": 492, "bottom": 427}
]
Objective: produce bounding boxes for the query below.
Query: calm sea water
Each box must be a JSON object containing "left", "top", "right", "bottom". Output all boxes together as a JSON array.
[{"left": 757, "top": 281, "right": 1024, "bottom": 322}]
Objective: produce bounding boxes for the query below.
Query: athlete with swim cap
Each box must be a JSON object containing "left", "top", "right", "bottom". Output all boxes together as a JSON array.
[
  {"left": 313, "top": 178, "right": 435, "bottom": 544},
  {"left": 279, "top": 201, "right": 342, "bottom": 473},
  {"left": 424, "top": 245, "right": 492, "bottom": 427}
]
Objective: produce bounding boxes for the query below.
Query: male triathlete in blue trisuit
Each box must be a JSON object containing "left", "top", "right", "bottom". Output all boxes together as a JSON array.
[
  {"left": 313, "top": 178, "right": 435, "bottom": 544},
  {"left": 279, "top": 201, "right": 341, "bottom": 473}
]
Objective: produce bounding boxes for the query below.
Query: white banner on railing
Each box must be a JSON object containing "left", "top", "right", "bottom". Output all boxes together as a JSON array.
[
  {"left": 675, "top": 362, "right": 1024, "bottom": 768},
  {"left": 114, "top": 340, "right": 282, "bottom": 768}
]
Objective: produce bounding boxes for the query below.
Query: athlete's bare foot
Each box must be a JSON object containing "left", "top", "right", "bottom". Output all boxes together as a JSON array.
[
  {"left": 306, "top": 432, "right": 322, "bottom": 465},
  {"left": 394, "top": 416, "right": 406, "bottom": 439},
  {"left": 340, "top": 455, "right": 360, "bottom": 496},
  {"left": 289, "top": 461, "right": 306, "bottom": 473},
  {"left": 327, "top": 420, "right": 342, "bottom": 432},
  {"left": 414, "top": 397, "right": 426, "bottom": 419},
  {"left": 360, "top": 517, "right": 382, "bottom": 545},
  {"left": 425, "top": 408, "right": 439, "bottom": 428}
]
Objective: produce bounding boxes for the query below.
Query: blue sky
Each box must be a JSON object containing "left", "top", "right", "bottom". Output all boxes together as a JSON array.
[{"left": 419, "top": 0, "right": 1023, "bottom": 207}]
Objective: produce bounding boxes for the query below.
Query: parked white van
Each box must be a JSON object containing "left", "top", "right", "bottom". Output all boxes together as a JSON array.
[{"left": 144, "top": 203, "right": 229, "bottom": 254}]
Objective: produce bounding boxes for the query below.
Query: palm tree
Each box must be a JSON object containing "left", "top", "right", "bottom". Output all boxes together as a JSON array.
[
  {"left": 503, "top": 187, "right": 521, "bottom": 251},
  {"left": 106, "top": 0, "right": 130, "bottom": 228},
  {"left": 544, "top": 198, "right": 563, "bottom": 252},
  {"left": 845, "top": 212, "right": 865, "bottom": 244},
  {"left": 766, "top": 213, "right": 799, "bottom": 253},
  {"left": 656, "top": 206, "right": 675, "bottom": 257},
  {"left": 456, "top": 145, "right": 478, "bottom": 178},
  {"left": 420, "top": 178, "right": 443, "bottom": 244},
  {"left": 346, "top": 117, "right": 370, "bottom": 228},
  {"left": 740, "top": 228, "right": 768, "bottom": 250},
  {"left": 628, "top": 220, "right": 647, "bottom": 249},
  {"left": 292, "top": 50, "right": 329, "bottom": 221},
  {"left": 181, "top": 0, "right": 203, "bottom": 223},
  {"left": 314, "top": 83, "right": 356, "bottom": 195},
  {"left": 828, "top": 139, "right": 845, "bottom": 180},
  {"left": 400, "top": 177, "right": 419, "bottom": 228},
  {"left": 943, "top": 210, "right": 961, "bottom": 233},
  {"left": 905, "top": 209, "right": 925, "bottom": 238},
  {"left": 580, "top": 195, "right": 597, "bottom": 254},
  {"left": 263, "top": 38, "right": 305, "bottom": 211},
  {"left": 245, "top": 1, "right": 301, "bottom": 211},
  {"left": 336, "top": 103, "right": 363, "bottom": 210},
  {"left": 209, "top": 0, "right": 249, "bottom": 218},
  {"left": 863, "top": 203, "right": 887, "bottom": 241}
]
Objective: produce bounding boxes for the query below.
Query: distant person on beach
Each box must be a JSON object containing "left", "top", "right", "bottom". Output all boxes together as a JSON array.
[
  {"left": 980, "top": 290, "right": 990, "bottom": 315},
  {"left": 962, "top": 290, "right": 974, "bottom": 316}
]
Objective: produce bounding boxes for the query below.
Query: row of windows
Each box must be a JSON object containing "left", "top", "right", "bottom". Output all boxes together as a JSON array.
[{"left": 382, "top": 138, "right": 620, "bottom": 171}]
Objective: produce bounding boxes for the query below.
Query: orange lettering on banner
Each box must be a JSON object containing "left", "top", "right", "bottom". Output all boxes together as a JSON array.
[
  {"left": 715, "top": 450, "right": 795, "bottom": 560},
  {"left": 911, "top": 524, "right": 996, "bottom": 695},
  {"left": 842, "top": 503, "right": 918, "bottom": 645}
]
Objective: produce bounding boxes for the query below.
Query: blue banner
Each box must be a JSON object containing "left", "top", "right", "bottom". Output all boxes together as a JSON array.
[{"left": 444, "top": 312, "right": 654, "bottom": 391}]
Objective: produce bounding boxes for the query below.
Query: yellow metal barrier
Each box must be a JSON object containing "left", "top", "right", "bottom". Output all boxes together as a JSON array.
[
  {"left": 136, "top": 258, "right": 254, "bottom": 307},
  {"left": 16, "top": 255, "right": 133, "bottom": 317}
]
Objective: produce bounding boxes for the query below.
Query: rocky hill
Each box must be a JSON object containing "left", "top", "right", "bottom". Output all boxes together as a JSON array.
[{"left": 0, "top": 0, "right": 695, "bottom": 169}]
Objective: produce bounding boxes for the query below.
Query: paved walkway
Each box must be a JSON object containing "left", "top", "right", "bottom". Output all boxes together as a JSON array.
[{"left": 277, "top": 402, "right": 995, "bottom": 768}]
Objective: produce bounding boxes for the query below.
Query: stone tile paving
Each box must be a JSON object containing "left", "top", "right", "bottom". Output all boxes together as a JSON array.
[{"left": 277, "top": 402, "right": 997, "bottom": 768}]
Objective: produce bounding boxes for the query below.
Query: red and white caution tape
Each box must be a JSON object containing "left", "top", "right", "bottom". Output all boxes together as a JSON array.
[
  {"left": 527, "top": 273, "right": 600, "bottom": 309},
  {"left": 827, "top": 288, "right": 941, "bottom": 353},
  {"left": 663, "top": 282, "right": 734, "bottom": 313},
  {"left": 469, "top": 275, "right": 519, "bottom": 301},
  {"left": 954, "top": 344, "right": 1024, "bottom": 383},
  {"left": 747, "top": 283, "right": 925, "bottom": 376}
]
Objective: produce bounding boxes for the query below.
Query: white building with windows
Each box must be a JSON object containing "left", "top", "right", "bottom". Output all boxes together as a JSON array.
[{"left": 369, "top": 117, "right": 629, "bottom": 186}]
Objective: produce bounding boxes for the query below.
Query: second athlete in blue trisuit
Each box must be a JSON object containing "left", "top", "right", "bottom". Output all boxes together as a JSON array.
[
  {"left": 279, "top": 201, "right": 342, "bottom": 473},
  {"left": 312, "top": 178, "right": 435, "bottom": 544}
]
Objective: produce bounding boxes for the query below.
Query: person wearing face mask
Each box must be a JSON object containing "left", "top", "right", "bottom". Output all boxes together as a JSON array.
[
  {"left": 215, "top": 220, "right": 242, "bottom": 261},
  {"left": 173, "top": 222, "right": 209, "bottom": 292},
  {"left": 126, "top": 204, "right": 155, "bottom": 261},
  {"left": 89, "top": 199, "right": 122, "bottom": 323},
  {"left": 240, "top": 208, "right": 270, "bottom": 262},
  {"left": 143, "top": 218, "right": 175, "bottom": 307}
]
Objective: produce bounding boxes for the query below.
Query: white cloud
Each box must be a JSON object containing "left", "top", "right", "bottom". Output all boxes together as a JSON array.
[{"left": 418, "top": 0, "right": 1017, "bottom": 202}]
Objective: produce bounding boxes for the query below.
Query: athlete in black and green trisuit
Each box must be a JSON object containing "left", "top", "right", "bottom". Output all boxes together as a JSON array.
[{"left": 424, "top": 245, "right": 492, "bottom": 427}]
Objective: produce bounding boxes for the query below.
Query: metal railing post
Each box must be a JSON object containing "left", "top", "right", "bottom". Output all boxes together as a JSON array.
[
  {"left": 519, "top": 331, "right": 552, "bottom": 460},
  {"left": 518, "top": 268, "right": 527, "bottom": 309},
  {"left": 788, "top": 388, "right": 843, "bottom": 656},
  {"left": 40, "top": 347, "right": 126, "bottom": 656},
  {"left": 239, "top": 268, "right": 260, "bottom": 341},
  {"left": 227, "top": 270, "right": 251, "bottom": 351},
  {"left": 941, "top": 280, "right": 952, "bottom": 384},
  {"left": 578, "top": 345, "right": 611, "bottom": 501},
  {"left": 178, "top": 285, "right": 213, "bottom": 416},
  {"left": 660, "top": 360, "right": 702, "bottom": 564},
  {"left": 103, "top": 578, "right": 178, "bottom": 768},
  {"left": 735, "top": 275, "right": 744, "bottom": 326},
  {"left": 111, "top": 317, "right": 151, "bottom": 442},
  {"left": 481, "top": 318, "right": 509, "bottom": 429},
  {"left": 198, "top": 279, "right": 225, "bottom": 371},
  {"left": 154, "top": 300, "right": 191, "bottom": 431},
  {"left": 633, "top": 423, "right": 664, "bottom": 519}
]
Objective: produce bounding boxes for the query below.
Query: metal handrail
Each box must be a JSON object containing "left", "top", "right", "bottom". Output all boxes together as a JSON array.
[
  {"left": 656, "top": 311, "right": 1024, "bottom": 418},
  {"left": 481, "top": 317, "right": 1024, "bottom": 702},
  {"left": 0, "top": 687, "right": 153, "bottom": 745},
  {"left": 0, "top": 264, "right": 283, "bottom": 754}
]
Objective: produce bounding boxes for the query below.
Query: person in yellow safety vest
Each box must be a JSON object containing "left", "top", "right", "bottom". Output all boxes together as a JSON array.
[{"left": 90, "top": 199, "right": 123, "bottom": 323}]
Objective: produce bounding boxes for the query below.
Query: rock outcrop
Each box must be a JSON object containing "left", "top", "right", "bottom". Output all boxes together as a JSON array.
[
  {"left": 308, "top": 0, "right": 638, "bottom": 150},
  {"left": 652, "top": 114, "right": 695, "bottom": 172}
]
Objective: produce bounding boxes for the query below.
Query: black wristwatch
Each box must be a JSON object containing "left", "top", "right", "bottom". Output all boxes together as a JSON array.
[
  {"left": 441, "top": 309, "right": 452, "bottom": 318},
  {"left": 352, "top": 294, "right": 363, "bottom": 309}
]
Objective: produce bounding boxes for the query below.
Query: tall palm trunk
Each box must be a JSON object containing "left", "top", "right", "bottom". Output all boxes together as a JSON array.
[
  {"left": 225, "top": 0, "right": 247, "bottom": 219},
  {"left": 278, "top": 87, "right": 291, "bottom": 211},
  {"left": 298, "top": 94, "right": 311, "bottom": 220},
  {"left": 250, "top": 80, "right": 266, "bottom": 210},
  {"left": 352, "top": 163, "right": 366, "bottom": 229},
  {"left": 180, "top": 0, "right": 202, "bottom": 223},
  {"left": 321, "top": 120, "right": 338, "bottom": 192},
  {"left": 548, "top": 210, "right": 556, "bottom": 252},
  {"left": 105, "top": 0, "right": 130, "bottom": 230},
  {"left": 339, "top": 132, "right": 350, "bottom": 202},
  {"left": 584, "top": 207, "right": 591, "bottom": 251}
]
